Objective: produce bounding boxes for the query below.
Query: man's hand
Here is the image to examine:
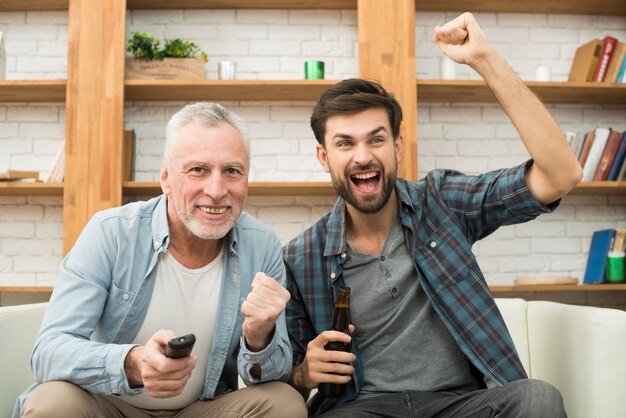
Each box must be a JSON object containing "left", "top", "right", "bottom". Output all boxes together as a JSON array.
[
  {"left": 241, "top": 272, "right": 291, "bottom": 352},
  {"left": 124, "top": 330, "right": 197, "bottom": 398},
  {"left": 432, "top": 12, "right": 495, "bottom": 68},
  {"left": 290, "top": 328, "right": 356, "bottom": 391}
]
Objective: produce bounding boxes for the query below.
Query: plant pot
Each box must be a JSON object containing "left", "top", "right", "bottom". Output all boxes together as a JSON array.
[{"left": 125, "top": 57, "right": 206, "bottom": 80}]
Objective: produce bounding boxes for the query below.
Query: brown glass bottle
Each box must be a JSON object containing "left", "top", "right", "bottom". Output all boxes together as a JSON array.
[{"left": 318, "top": 285, "right": 352, "bottom": 398}]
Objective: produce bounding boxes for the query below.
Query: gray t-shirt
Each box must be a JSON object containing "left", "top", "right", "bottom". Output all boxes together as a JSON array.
[{"left": 343, "top": 216, "right": 478, "bottom": 397}]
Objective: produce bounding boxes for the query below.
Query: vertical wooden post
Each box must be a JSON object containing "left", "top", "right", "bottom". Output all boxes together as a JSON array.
[
  {"left": 63, "top": 0, "right": 126, "bottom": 254},
  {"left": 358, "top": 0, "right": 417, "bottom": 181}
]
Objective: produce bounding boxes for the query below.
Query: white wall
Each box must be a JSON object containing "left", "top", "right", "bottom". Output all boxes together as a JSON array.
[{"left": 0, "top": 9, "right": 625, "bottom": 287}]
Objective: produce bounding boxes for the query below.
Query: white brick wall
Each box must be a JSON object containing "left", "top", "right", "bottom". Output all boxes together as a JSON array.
[{"left": 1, "top": 10, "right": 625, "bottom": 286}]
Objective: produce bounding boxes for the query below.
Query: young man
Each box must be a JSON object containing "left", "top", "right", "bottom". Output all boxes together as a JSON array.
[
  {"left": 284, "top": 13, "right": 582, "bottom": 417},
  {"left": 16, "top": 103, "right": 306, "bottom": 418}
]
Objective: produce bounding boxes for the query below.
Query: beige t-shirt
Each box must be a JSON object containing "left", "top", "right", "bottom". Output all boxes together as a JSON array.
[{"left": 120, "top": 247, "right": 223, "bottom": 409}]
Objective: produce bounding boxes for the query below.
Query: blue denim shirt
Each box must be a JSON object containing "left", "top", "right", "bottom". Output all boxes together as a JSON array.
[{"left": 14, "top": 195, "right": 292, "bottom": 417}]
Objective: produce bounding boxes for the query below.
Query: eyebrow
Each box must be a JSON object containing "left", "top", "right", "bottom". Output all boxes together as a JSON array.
[
  {"left": 181, "top": 160, "right": 246, "bottom": 170},
  {"left": 332, "top": 125, "right": 388, "bottom": 141}
]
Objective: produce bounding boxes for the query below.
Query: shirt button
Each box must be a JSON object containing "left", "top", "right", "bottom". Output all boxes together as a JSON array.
[
  {"left": 244, "top": 354, "right": 251, "bottom": 361},
  {"left": 430, "top": 241, "right": 437, "bottom": 248},
  {"left": 122, "top": 293, "right": 129, "bottom": 301},
  {"left": 341, "top": 252, "right": 347, "bottom": 259},
  {"left": 380, "top": 256, "right": 385, "bottom": 261},
  {"left": 392, "top": 288, "right": 397, "bottom": 293},
  {"left": 330, "top": 272, "right": 336, "bottom": 279}
]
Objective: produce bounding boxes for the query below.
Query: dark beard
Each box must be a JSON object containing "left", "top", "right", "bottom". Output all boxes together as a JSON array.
[{"left": 332, "top": 162, "right": 397, "bottom": 214}]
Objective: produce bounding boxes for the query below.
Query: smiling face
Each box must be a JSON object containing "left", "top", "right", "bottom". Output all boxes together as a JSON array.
[
  {"left": 317, "top": 107, "right": 403, "bottom": 214},
  {"left": 160, "top": 121, "right": 249, "bottom": 241}
]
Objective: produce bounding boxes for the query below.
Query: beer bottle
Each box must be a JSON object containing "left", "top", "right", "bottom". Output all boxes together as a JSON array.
[{"left": 318, "top": 285, "right": 352, "bottom": 398}]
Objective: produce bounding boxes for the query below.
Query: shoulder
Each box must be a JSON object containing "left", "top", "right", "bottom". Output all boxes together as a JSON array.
[
  {"left": 92, "top": 195, "right": 163, "bottom": 225},
  {"left": 283, "top": 211, "right": 331, "bottom": 261}
]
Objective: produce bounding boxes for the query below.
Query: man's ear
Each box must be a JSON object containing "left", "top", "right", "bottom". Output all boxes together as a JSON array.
[
  {"left": 159, "top": 160, "right": 170, "bottom": 195},
  {"left": 395, "top": 135, "right": 404, "bottom": 163},
  {"left": 316, "top": 143, "right": 330, "bottom": 173}
]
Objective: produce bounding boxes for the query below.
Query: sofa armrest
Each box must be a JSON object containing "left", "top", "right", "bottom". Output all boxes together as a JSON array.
[
  {"left": 527, "top": 301, "right": 626, "bottom": 418},
  {"left": 0, "top": 303, "right": 48, "bottom": 418}
]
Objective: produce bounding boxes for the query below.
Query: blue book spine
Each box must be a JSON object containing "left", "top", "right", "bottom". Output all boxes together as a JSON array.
[
  {"left": 608, "top": 132, "right": 626, "bottom": 181},
  {"left": 618, "top": 55, "right": 626, "bottom": 82},
  {"left": 583, "top": 229, "right": 616, "bottom": 284}
]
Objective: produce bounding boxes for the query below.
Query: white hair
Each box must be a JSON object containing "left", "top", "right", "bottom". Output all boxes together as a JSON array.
[{"left": 164, "top": 102, "right": 250, "bottom": 165}]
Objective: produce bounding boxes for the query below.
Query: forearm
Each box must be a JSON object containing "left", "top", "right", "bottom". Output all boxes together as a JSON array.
[{"left": 472, "top": 51, "right": 582, "bottom": 203}]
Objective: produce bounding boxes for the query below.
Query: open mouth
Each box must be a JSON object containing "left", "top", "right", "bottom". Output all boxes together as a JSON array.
[{"left": 350, "top": 171, "right": 381, "bottom": 192}]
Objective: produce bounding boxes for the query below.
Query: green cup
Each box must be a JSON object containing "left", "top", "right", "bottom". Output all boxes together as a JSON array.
[
  {"left": 606, "top": 251, "right": 625, "bottom": 283},
  {"left": 304, "top": 60, "right": 325, "bottom": 80}
]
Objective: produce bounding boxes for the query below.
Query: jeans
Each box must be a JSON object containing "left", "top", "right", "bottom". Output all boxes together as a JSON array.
[{"left": 318, "top": 379, "right": 566, "bottom": 418}]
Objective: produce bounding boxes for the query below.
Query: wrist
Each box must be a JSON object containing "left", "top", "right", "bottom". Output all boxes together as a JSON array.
[{"left": 124, "top": 345, "right": 144, "bottom": 387}]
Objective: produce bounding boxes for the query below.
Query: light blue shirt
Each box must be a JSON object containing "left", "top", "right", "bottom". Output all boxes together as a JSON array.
[{"left": 15, "top": 195, "right": 292, "bottom": 417}]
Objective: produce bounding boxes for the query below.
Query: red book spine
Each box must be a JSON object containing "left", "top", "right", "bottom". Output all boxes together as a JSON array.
[{"left": 592, "top": 36, "right": 618, "bottom": 82}]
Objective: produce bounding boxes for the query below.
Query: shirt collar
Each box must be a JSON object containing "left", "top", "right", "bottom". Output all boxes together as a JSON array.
[
  {"left": 323, "top": 179, "right": 420, "bottom": 257},
  {"left": 152, "top": 194, "right": 240, "bottom": 254}
]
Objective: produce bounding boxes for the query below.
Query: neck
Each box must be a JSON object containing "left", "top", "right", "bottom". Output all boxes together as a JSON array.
[{"left": 345, "top": 191, "right": 397, "bottom": 255}]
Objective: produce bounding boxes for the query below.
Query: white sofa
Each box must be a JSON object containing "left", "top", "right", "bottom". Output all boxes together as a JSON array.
[{"left": 1, "top": 299, "right": 625, "bottom": 418}]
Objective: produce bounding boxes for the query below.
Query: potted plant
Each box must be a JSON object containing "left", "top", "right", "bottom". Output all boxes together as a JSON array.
[{"left": 125, "top": 32, "right": 208, "bottom": 80}]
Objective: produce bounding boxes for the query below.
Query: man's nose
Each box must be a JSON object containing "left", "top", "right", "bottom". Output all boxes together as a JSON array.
[
  {"left": 203, "top": 173, "right": 228, "bottom": 201},
  {"left": 353, "top": 143, "right": 374, "bottom": 165}
]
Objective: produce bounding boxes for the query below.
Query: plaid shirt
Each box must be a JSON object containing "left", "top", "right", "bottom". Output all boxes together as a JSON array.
[{"left": 283, "top": 161, "right": 558, "bottom": 416}]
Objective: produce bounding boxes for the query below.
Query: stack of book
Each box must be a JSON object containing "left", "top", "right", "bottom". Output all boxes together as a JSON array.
[
  {"left": 565, "top": 128, "right": 626, "bottom": 181},
  {"left": 584, "top": 228, "right": 626, "bottom": 284},
  {"left": 568, "top": 36, "right": 626, "bottom": 83}
]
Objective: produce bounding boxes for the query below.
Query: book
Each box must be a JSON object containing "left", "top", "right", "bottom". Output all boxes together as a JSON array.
[
  {"left": 607, "top": 131, "right": 626, "bottom": 180},
  {"left": 604, "top": 41, "right": 626, "bottom": 82},
  {"left": 592, "top": 36, "right": 618, "bottom": 82},
  {"left": 568, "top": 39, "right": 603, "bottom": 82},
  {"left": 572, "top": 131, "right": 587, "bottom": 160},
  {"left": 618, "top": 54, "right": 626, "bottom": 82},
  {"left": 618, "top": 150, "right": 626, "bottom": 181},
  {"left": 44, "top": 140, "right": 65, "bottom": 182},
  {"left": 123, "top": 129, "right": 135, "bottom": 181},
  {"left": 564, "top": 131, "right": 577, "bottom": 148},
  {"left": 578, "top": 130, "right": 595, "bottom": 168},
  {"left": 592, "top": 129, "right": 622, "bottom": 181},
  {"left": 582, "top": 127, "right": 611, "bottom": 181},
  {"left": 0, "top": 169, "right": 39, "bottom": 181},
  {"left": 613, "top": 228, "right": 626, "bottom": 253},
  {"left": 583, "top": 229, "right": 616, "bottom": 284}
]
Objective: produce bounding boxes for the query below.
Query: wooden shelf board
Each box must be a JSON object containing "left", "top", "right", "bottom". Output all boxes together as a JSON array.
[
  {"left": 491, "top": 284, "right": 626, "bottom": 292},
  {"left": 0, "top": 182, "right": 63, "bottom": 196},
  {"left": 417, "top": 80, "right": 626, "bottom": 104},
  {"left": 0, "top": 1, "right": 68, "bottom": 11},
  {"left": 570, "top": 182, "right": 626, "bottom": 195},
  {"left": 127, "top": 0, "right": 357, "bottom": 9},
  {"left": 3, "top": 0, "right": 623, "bottom": 15},
  {"left": 124, "top": 181, "right": 337, "bottom": 196},
  {"left": 0, "top": 80, "right": 66, "bottom": 102},
  {"left": 125, "top": 80, "right": 336, "bottom": 102},
  {"left": 415, "top": 0, "right": 626, "bottom": 15},
  {"left": 0, "top": 286, "right": 53, "bottom": 293}
]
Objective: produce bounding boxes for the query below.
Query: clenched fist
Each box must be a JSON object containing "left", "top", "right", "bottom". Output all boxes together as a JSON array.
[{"left": 241, "top": 272, "right": 290, "bottom": 351}]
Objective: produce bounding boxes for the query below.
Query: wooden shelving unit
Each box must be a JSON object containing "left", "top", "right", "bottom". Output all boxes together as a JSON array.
[
  {"left": 417, "top": 80, "right": 626, "bottom": 105},
  {"left": 2, "top": 0, "right": 625, "bottom": 304},
  {"left": 125, "top": 80, "right": 337, "bottom": 102},
  {"left": 0, "top": 80, "right": 66, "bottom": 102},
  {"left": 0, "top": 182, "right": 63, "bottom": 196},
  {"left": 5, "top": 0, "right": 624, "bottom": 15}
]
